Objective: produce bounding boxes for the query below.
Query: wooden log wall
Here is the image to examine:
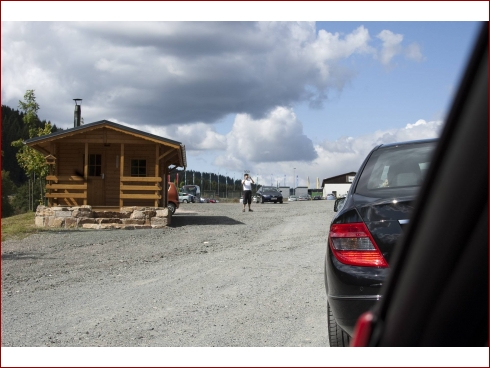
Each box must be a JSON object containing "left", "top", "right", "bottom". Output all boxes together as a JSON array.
[{"left": 45, "top": 128, "right": 176, "bottom": 208}]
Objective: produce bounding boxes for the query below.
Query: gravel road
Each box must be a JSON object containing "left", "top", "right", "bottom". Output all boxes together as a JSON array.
[{"left": 2, "top": 200, "right": 335, "bottom": 347}]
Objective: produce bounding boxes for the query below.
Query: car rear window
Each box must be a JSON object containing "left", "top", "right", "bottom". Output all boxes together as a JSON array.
[{"left": 355, "top": 141, "right": 436, "bottom": 198}]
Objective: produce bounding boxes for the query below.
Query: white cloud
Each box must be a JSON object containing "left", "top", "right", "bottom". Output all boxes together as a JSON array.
[
  {"left": 215, "top": 106, "right": 317, "bottom": 169},
  {"left": 126, "top": 122, "right": 227, "bottom": 151},
  {"left": 405, "top": 42, "right": 425, "bottom": 62},
  {"left": 376, "top": 30, "right": 425, "bottom": 67},
  {"left": 377, "top": 30, "right": 404, "bottom": 66}
]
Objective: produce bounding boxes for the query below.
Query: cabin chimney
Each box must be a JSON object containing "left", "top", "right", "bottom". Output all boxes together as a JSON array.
[{"left": 73, "top": 98, "right": 82, "bottom": 127}]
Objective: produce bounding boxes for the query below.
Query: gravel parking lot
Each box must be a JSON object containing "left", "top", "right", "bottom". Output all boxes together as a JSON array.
[{"left": 2, "top": 200, "right": 335, "bottom": 348}]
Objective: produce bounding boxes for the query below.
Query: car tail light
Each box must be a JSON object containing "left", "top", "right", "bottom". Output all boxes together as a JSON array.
[{"left": 329, "top": 223, "right": 388, "bottom": 267}]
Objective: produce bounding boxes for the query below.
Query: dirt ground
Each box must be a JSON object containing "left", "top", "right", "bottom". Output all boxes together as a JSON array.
[{"left": 2, "top": 200, "right": 335, "bottom": 353}]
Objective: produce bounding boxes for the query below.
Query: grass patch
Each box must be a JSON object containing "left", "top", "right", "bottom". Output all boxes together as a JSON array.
[{"left": 1, "top": 212, "right": 47, "bottom": 242}]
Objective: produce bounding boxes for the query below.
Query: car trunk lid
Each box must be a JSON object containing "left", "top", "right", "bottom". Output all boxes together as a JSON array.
[{"left": 356, "top": 196, "right": 415, "bottom": 264}]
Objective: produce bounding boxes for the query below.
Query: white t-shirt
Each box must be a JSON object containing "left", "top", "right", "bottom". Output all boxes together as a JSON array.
[{"left": 242, "top": 178, "right": 253, "bottom": 191}]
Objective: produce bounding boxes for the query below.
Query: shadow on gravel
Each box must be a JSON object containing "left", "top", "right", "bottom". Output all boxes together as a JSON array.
[
  {"left": 170, "top": 215, "right": 244, "bottom": 227},
  {"left": 2, "top": 252, "right": 51, "bottom": 261}
]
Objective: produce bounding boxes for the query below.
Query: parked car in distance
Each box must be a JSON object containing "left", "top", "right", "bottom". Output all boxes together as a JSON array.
[
  {"left": 324, "top": 138, "right": 438, "bottom": 346},
  {"left": 256, "top": 186, "right": 283, "bottom": 204},
  {"left": 288, "top": 196, "right": 298, "bottom": 201},
  {"left": 178, "top": 192, "right": 193, "bottom": 203},
  {"left": 167, "top": 182, "right": 179, "bottom": 214},
  {"left": 209, "top": 199, "right": 217, "bottom": 203},
  {"left": 325, "top": 193, "right": 336, "bottom": 200},
  {"left": 200, "top": 197, "right": 209, "bottom": 203},
  {"left": 298, "top": 196, "right": 308, "bottom": 201},
  {"left": 313, "top": 196, "right": 322, "bottom": 200}
]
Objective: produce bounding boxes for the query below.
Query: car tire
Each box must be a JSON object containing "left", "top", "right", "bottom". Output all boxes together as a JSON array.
[
  {"left": 327, "top": 301, "right": 351, "bottom": 347},
  {"left": 183, "top": 199, "right": 188, "bottom": 203},
  {"left": 168, "top": 202, "right": 176, "bottom": 214}
]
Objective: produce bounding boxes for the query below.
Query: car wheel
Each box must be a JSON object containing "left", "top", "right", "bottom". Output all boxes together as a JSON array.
[
  {"left": 183, "top": 199, "right": 188, "bottom": 203},
  {"left": 279, "top": 200, "right": 283, "bottom": 204},
  {"left": 168, "top": 202, "right": 176, "bottom": 214},
  {"left": 327, "top": 301, "right": 351, "bottom": 347}
]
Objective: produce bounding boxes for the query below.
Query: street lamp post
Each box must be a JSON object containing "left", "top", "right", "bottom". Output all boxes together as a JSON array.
[{"left": 293, "top": 168, "right": 296, "bottom": 196}]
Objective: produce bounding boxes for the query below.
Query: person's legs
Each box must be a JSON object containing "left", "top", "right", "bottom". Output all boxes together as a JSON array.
[
  {"left": 242, "top": 191, "right": 247, "bottom": 211},
  {"left": 243, "top": 190, "right": 252, "bottom": 211}
]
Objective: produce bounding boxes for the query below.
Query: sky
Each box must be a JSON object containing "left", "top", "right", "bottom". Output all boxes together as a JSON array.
[{"left": 0, "top": 3, "right": 486, "bottom": 191}]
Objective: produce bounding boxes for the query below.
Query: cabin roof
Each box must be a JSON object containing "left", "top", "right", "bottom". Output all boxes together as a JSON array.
[{"left": 25, "top": 120, "right": 187, "bottom": 168}]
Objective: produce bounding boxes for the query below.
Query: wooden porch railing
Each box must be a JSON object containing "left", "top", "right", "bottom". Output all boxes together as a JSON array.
[
  {"left": 45, "top": 175, "right": 87, "bottom": 206},
  {"left": 120, "top": 176, "right": 162, "bottom": 207}
]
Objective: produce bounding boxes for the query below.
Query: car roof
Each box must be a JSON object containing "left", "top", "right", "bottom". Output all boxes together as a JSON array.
[{"left": 374, "top": 138, "right": 438, "bottom": 151}]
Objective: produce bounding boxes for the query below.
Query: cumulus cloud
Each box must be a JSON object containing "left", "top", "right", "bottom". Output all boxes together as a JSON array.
[
  {"left": 1, "top": 22, "right": 423, "bottom": 129},
  {"left": 214, "top": 106, "right": 317, "bottom": 167}
]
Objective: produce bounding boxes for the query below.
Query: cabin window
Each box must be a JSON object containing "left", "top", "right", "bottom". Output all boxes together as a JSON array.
[
  {"left": 131, "top": 159, "right": 147, "bottom": 177},
  {"left": 88, "top": 154, "right": 102, "bottom": 176}
]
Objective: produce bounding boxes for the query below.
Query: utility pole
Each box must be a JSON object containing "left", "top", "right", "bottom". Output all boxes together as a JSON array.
[{"left": 293, "top": 168, "right": 296, "bottom": 196}]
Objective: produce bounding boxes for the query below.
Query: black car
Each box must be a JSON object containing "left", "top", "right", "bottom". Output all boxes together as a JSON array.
[
  {"left": 324, "top": 138, "right": 438, "bottom": 346},
  {"left": 256, "top": 186, "right": 283, "bottom": 204}
]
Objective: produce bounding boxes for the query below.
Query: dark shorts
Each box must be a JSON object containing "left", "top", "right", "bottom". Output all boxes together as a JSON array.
[{"left": 242, "top": 190, "right": 252, "bottom": 205}]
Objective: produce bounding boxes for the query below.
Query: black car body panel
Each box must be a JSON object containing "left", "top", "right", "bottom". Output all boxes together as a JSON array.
[
  {"left": 257, "top": 186, "right": 283, "bottom": 203},
  {"left": 325, "top": 139, "right": 437, "bottom": 339}
]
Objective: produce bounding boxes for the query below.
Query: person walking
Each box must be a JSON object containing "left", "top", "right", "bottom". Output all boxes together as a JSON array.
[{"left": 242, "top": 173, "right": 255, "bottom": 212}]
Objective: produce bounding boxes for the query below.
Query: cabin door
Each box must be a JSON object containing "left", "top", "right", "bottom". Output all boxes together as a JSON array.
[{"left": 87, "top": 153, "right": 105, "bottom": 206}]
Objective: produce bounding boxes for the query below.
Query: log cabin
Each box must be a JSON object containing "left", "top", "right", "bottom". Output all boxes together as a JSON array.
[{"left": 24, "top": 120, "right": 186, "bottom": 210}]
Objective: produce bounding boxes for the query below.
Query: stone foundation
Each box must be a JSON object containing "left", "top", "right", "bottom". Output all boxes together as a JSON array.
[{"left": 35, "top": 205, "right": 171, "bottom": 229}]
